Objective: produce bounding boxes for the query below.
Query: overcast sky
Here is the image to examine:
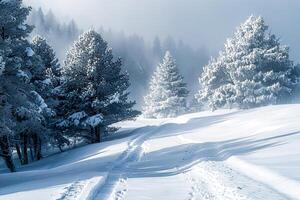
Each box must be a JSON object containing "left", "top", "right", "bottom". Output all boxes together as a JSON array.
[{"left": 24, "top": 0, "right": 300, "bottom": 61}]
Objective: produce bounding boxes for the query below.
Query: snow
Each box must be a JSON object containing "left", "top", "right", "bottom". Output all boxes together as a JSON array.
[
  {"left": 25, "top": 47, "right": 35, "bottom": 57},
  {"left": 16, "top": 70, "right": 29, "bottom": 80},
  {"left": 17, "top": 24, "right": 26, "bottom": 31},
  {"left": 85, "top": 114, "right": 103, "bottom": 127},
  {"left": 15, "top": 107, "right": 30, "bottom": 119},
  {"left": 109, "top": 92, "right": 120, "bottom": 104},
  {"left": 30, "top": 91, "right": 47, "bottom": 110},
  {"left": 41, "top": 78, "right": 52, "bottom": 85},
  {"left": 68, "top": 111, "right": 88, "bottom": 126},
  {"left": 57, "top": 111, "right": 89, "bottom": 128},
  {"left": 1, "top": 104, "right": 300, "bottom": 199}
]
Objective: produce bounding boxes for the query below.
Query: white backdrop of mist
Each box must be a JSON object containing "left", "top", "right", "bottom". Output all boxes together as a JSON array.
[
  {"left": 24, "top": 0, "right": 300, "bottom": 61},
  {"left": 26, "top": 7, "right": 209, "bottom": 108},
  {"left": 24, "top": 0, "right": 300, "bottom": 106}
]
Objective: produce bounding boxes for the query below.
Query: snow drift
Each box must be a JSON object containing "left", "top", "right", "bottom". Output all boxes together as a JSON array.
[{"left": 0, "top": 104, "right": 300, "bottom": 200}]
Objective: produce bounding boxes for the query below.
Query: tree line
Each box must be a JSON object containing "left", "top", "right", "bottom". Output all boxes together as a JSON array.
[{"left": 28, "top": 7, "right": 209, "bottom": 108}]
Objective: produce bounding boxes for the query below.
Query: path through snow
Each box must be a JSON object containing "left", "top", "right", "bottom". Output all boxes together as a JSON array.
[
  {"left": 93, "top": 125, "right": 163, "bottom": 200},
  {"left": 91, "top": 121, "right": 288, "bottom": 200},
  {"left": 2, "top": 105, "right": 300, "bottom": 200}
]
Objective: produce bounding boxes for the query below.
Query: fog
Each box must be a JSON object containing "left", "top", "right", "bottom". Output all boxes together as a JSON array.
[
  {"left": 23, "top": 0, "right": 300, "bottom": 107},
  {"left": 26, "top": 7, "right": 209, "bottom": 108},
  {"left": 25, "top": 0, "right": 300, "bottom": 61}
]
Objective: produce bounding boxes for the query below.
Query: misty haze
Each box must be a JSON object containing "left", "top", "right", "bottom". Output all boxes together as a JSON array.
[{"left": 0, "top": 1, "right": 300, "bottom": 200}]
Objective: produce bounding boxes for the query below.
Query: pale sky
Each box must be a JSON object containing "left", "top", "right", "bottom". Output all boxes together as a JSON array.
[{"left": 24, "top": 0, "right": 300, "bottom": 61}]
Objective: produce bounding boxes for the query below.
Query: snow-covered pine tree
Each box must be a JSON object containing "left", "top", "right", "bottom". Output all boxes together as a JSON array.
[
  {"left": 32, "top": 35, "right": 61, "bottom": 109},
  {"left": 197, "top": 16, "right": 299, "bottom": 110},
  {"left": 0, "top": 51, "right": 15, "bottom": 172},
  {"left": 188, "top": 96, "right": 204, "bottom": 113},
  {"left": 31, "top": 35, "right": 65, "bottom": 152},
  {"left": 143, "top": 51, "right": 189, "bottom": 118},
  {"left": 196, "top": 56, "right": 235, "bottom": 110},
  {"left": 32, "top": 35, "right": 60, "bottom": 77},
  {"left": 0, "top": 0, "right": 50, "bottom": 170},
  {"left": 59, "top": 29, "right": 139, "bottom": 143}
]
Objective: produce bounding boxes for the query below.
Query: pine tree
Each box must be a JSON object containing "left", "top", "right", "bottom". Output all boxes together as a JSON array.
[
  {"left": 59, "top": 30, "right": 139, "bottom": 143},
  {"left": 198, "top": 16, "right": 299, "bottom": 110},
  {"left": 0, "top": 0, "right": 50, "bottom": 171},
  {"left": 197, "top": 56, "right": 234, "bottom": 110},
  {"left": 32, "top": 35, "right": 61, "bottom": 103},
  {"left": 0, "top": 52, "right": 15, "bottom": 172},
  {"left": 31, "top": 35, "right": 64, "bottom": 152},
  {"left": 32, "top": 36, "right": 60, "bottom": 75},
  {"left": 143, "top": 51, "right": 189, "bottom": 118}
]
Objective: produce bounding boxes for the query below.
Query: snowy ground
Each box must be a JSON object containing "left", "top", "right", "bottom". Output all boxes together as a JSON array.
[{"left": 1, "top": 104, "right": 300, "bottom": 200}]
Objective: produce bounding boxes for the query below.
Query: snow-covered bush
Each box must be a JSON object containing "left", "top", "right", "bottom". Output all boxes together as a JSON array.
[
  {"left": 197, "top": 16, "right": 299, "bottom": 110},
  {"left": 143, "top": 51, "right": 189, "bottom": 118}
]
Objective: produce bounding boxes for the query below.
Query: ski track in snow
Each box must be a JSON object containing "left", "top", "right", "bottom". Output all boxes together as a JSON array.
[
  {"left": 56, "top": 180, "right": 85, "bottom": 200},
  {"left": 178, "top": 136, "right": 288, "bottom": 200},
  {"left": 93, "top": 125, "right": 163, "bottom": 200},
  {"left": 80, "top": 120, "right": 290, "bottom": 200},
  {"left": 110, "top": 177, "right": 128, "bottom": 200},
  {"left": 185, "top": 161, "right": 288, "bottom": 200},
  {"left": 90, "top": 123, "right": 289, "bottom": 200},
  {"left": 2, "top": 106, "right": 300, "bottom": 200}
]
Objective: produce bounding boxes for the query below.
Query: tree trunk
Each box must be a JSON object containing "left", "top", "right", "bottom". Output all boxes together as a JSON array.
[
  {"left": 22, "top": 134, "right": 28, "bottom": 165},
  {"left": 32, "top": 134, "right": 42, "bottom": 160},
  {"left": 58, "top": 145, "right": 64, "bottom": 152},
  {"left": 0, "top": 135, "right": 15, "bottom": 172},
  {"left": 29, "top": 145, "right": 34, "bottom": 162},
  {"left": 15, "top": 144, "right": 22, "bottom": 162},
  {"left": 90, "top": 127, "right": 95, "bottom": 143},
  {"left": 94, "top": 126, "right": 101, "bottom": 143},
  {"left": 36, "top": 137, "right": 42, "bottom": 160},
  {"left": 29, "top": 137, "right": 34, "bottom": 161},
  {"left": 32, "top": 135, "right": 37, "bottom": 160}
]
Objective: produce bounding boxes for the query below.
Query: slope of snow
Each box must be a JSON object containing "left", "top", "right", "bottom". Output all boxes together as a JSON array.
[{"left": 0, "top": 104, "right": 300, "bottom": 200}]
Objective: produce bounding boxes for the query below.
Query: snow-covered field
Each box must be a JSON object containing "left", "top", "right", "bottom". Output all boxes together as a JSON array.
[{"left": 1, "top": 104, "right": 300, "bottom": 200}]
